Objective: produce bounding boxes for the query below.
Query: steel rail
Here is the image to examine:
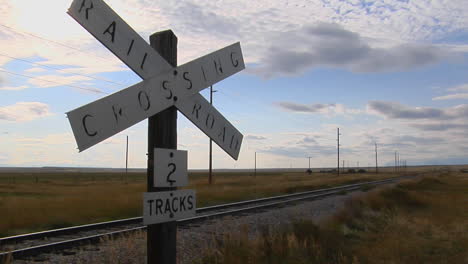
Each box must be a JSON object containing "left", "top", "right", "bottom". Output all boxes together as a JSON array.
[{"left": 0, "top": 175, "right": 412, "bottom": 260}]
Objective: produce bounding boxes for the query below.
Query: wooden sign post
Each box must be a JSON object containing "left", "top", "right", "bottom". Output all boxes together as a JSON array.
[
  {"left": 65, "top": 1, "right": 245, "bottom": 263},
  {"left": 147, "top": 30, "right": 178, "bottom": 263}
]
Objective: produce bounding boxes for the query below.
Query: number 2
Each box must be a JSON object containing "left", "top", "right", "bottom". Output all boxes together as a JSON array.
[{"left": 167, "top": 163, "right": 176, "bottom": 185}]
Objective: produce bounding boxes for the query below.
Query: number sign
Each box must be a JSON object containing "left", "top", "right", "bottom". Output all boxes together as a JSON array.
[{"left": 154, "top": 148, "right": 188, "bottom": 187}]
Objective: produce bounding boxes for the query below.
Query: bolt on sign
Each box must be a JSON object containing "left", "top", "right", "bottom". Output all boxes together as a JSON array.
[{"left": 65, "top": 0, "right": 245, "bottom": 229}]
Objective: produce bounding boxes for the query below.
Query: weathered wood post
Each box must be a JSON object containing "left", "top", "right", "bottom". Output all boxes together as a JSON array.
[{"left": 147, "top": 30, "right": 178, "bottom": 264}]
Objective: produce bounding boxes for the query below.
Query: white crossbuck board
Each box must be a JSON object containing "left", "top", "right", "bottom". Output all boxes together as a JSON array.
[
  {"left": 154, "top": 148, "right": 188, "bottom": 187},
  {"left": 176, "top": 94, "right": 242, "bottom": 156},
  {"left": 67, "top": 0, "right": 245, "bottom": 159},
  {"left": 143, "top": 190, "right": 196, "bottom": 225}
]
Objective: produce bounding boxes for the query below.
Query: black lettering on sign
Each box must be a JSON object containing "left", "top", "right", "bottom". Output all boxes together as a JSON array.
[
  {"left": 162, "top": 81, "right": 173, "bottom": 99},
  {"left": 137, "top": 91, "right": 150, "bottom": 111},
  {"left": 103, "top": 21, "right": 116, "bottom": 43},
  {"left": 78, "top": 0, "right": 93, "bottom": 20},
  {"left": 230, "top": 52, "right": 239, "bottom": 67},
  {"left": 82, "top": 114, "right": 97, "bottom": 137},
  {"left": 218, "top": 126, "right": 226, "bottom": 142},
  {"left": 205, "top": 113, "right": 215, "bottom": 129},
  {"left": 167, "top": 163, "right": 176, "bottom": 185},
  {"left": 164, "top": 198, "right": 171, "bottom": 214},
  {"left": 147, "top": 199, "right": 154, "bottom": 215},
  {"left": 140, "top": 53, "right": 147, "bottom": 70},
  {"left": 187, "top": 195, "right": 194, "bottom": 210},
  {"left": 214, "top": 57, "right": 223, "bottom": 75},
  {"left": 172, "top": 197, "right": 179, "bottom": 212},
  {"left": 179, "top": 196, "right": 186, "bottom": 211},
  {"left": 78, "top": 0, "right": 86, "bottom": 12},
  {"left": 112, "top": 105, "right": 123, "bottom": 124},
  {"left": 155, "top": 199, "right": 163, "bottom": 215},
  {"left": 183, "top": 72, "right": 192, "bottom": 89},
  {"left": 127, "top": 39, "right": 135, "bottom": 56},
  {"left": 192, "top": 103, "right": 201, "bottom": 119},
  {"left": 230, "top": 135, "right": 240, "bottom": 150},
  {"left": 201, "top": 66, "right": 207, "bottom": 82}
]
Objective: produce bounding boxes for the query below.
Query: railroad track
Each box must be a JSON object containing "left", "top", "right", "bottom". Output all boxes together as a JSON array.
[{"left": 0, "top": 176, "right": 413, "bottom": 261}]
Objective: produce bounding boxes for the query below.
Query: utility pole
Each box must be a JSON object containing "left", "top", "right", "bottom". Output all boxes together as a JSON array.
[
  {"left": 397, "top": 152, "right": 400, "bottom": 173},
  {"left": 126, "top": 135, "right": 129, "bottom": 174},
  {"left": 375, "top": 142, "right": 378, "bottom": 174},
  {"left": 208, "top": 85, "right": 217, "bottom": 184},
  {"left": 337, "top": 128, "right": 341, "bottom": 176},
  {"left": 308, "top": 157, "right": 311, "bottom": 170},
  {"left": 394, "top": 151, "right": 397, "bottom": 173},
  {"left": 254, "top": 152, "right": 257, "bottom": 177}
]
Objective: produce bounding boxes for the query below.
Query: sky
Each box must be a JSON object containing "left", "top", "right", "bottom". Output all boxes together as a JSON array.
[{"left": 0, "top": 0, "right": 468, "bottom": 169}]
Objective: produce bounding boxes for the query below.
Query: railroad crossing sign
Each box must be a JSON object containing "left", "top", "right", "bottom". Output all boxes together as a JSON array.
[
  {"left": 66, "top": 0, "right": 245, "bottom": 160},
  {"left": 66, "top": 1, "right": 245, "bottom": 262}
]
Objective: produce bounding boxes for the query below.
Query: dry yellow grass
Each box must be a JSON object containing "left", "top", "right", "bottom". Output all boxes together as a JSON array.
[
  {"left": 0, "top": 166, "right": 425, "bottom": 236},
  {"left": 196, "top": 166, "right": 468, "bottom": 264}
]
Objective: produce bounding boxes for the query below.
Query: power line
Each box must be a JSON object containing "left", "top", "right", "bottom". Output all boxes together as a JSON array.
[
  {"left": 0, "top": 52, "right": 127, "bottom": 87},
  {"left": 0, "top": 69, "right": 107, "bottom": 94},
  {"left": 0, "top": 23, "right": 116, "bottom": 63}
]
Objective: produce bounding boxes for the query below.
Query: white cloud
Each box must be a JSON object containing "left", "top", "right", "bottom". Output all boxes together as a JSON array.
[
  {"left": 2, "top": 0, "right": 465, "bottom": 81},
  {"left": 245, "top": 134, "right": 267, "bottom": 141},
  {"left": 248, "top": 23, "right": 457, "bottom": 78},
  {"left": 448, "top": 83, "right": 468, "bottom": 92},
  {"left": 432, "top": 83, "right": 468, "bottom": 100},
  {"left": 433, "top": 93, "right": 468, "bottom": 101},
  {"left": 0, "top": 85, "right": 28, "bottom": 91},
  {"left": 367, "top": 101, "right": 468, "bottom": 133},
  {"left": 24, "top": 67, "right": 46, "bottom": 73},
  {"left": 274, "top": 101, "right": 362, "bottom": 116},
  {"left": 0, "top": 102, "right": 52, "bottom": 122},
  {"left": 27, "top": 74, "right": 91, "bottom": 88}
]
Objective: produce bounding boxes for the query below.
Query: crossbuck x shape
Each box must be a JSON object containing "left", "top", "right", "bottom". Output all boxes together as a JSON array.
[{"left": 66, "top": 0, "right": 245, "bottom": 159}]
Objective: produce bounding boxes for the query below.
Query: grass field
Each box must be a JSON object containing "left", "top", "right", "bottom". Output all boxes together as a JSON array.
[
  {"left": 0, "top": 165, "right": 453, "bottom": 237},
  {"left": 197, "top": 166, "right": 468, "bottom": 264}
]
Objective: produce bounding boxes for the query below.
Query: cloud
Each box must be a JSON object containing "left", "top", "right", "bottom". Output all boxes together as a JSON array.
[
  {"left": 275, "top": 102, "right": 333, "bottom": 113},
  {"left": 245, "top": 134, "right": 267, "bottom": 140},
  {"left": 368, "top": 101, "right": 447, "bottom": 120},
  {"left": 432, "top": 83, "right": 468, "bottom": 100},
  {"left": 368, "top": 101, "right": 468, "bottom": 132},
  {"left": 260, "top": 134, "right": 336, "bottom": 158},
  {"left": 275, "top": 101, "right": 361, "bottom": 115},
  {"left": 410, "top": 123, "right": 468, "bottom": 131},
  {"left": 392, "top": 135, "right": 445, "bottom": 146},
  {"left": 248, "top": 23, "right": 456, "bottom": 78},
  {"left": 433, "top": 93, "right": 468, "bottom": 101},
  {"left": 447, "top": 83, "right": 468, "bottom": 92},
  {"left": 0, "top": 102, "right": 52, "bottom": 122},
  {"left": 0, "top": 85, "right": 28, "bottom": 91},
  {"left": 24, "top": 67, "right": 47, "bottom": 73},
  {"left": 262, "top": 144, "right": 336, "bottom": 158},
  {"left": 27, "top": 74, "right": 91, "bottom": 88}
]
